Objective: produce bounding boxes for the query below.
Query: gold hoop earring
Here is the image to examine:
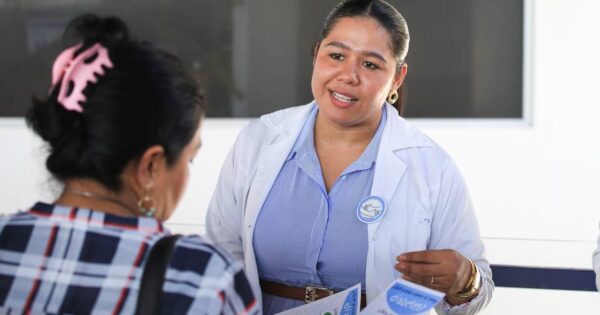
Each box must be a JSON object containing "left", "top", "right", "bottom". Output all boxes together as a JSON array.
[
  {"left": 137, "top": 185, "right": 156, "bottom": 217},
  {"left": 387, "top": 90, "right": 399, "bottom": 104}
]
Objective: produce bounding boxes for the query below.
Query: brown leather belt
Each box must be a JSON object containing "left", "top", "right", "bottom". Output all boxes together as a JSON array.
[{"left": 260, "top": 279, "right": 367, "bottom": 309}]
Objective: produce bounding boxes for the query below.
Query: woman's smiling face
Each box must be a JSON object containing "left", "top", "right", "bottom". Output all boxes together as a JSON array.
[{"left": 311, "top": 16, "right": 406, "bottom": 128}]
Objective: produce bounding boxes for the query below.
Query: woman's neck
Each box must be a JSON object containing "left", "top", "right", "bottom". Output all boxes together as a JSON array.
[
  {"left": 56, "top": 179, "right": 141, "bottom": 217},
  {"left": 314, "top": 110, "right": 382, "bottom": 147}
]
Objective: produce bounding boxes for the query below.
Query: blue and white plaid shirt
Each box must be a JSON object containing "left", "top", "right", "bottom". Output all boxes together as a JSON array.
[{"left": 0, "top": 202, "right": 259, "bottom": 315}]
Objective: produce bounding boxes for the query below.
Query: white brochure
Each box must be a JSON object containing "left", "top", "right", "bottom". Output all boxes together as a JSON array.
[
  {"left": 276, "top": 283, "right": 362, "bottom": 315},
  {"left": 360, "top": 278, "right": 444, "bottom": 315}
]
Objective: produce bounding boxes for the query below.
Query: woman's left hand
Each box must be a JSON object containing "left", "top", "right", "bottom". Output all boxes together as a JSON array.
[{"left": 394, "top": 249, "right": 471, "bottom": 300}]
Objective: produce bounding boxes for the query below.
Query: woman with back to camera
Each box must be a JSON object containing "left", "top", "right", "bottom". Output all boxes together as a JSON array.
[
  {"left": 206, "top": 0, "right": 493, "bottom": 314},
  {"left": 0, "top": 14, "right": 258, "bottom": 315}
]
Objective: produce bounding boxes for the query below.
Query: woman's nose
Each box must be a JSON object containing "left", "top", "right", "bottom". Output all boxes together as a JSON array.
[{"left": 337, "top": 61, "right": 359, "bottom": 85}]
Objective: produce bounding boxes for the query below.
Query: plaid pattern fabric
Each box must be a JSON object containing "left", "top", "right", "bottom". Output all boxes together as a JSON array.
[{"left": 0, "top": 202, "right": 258, "bottom": 315}]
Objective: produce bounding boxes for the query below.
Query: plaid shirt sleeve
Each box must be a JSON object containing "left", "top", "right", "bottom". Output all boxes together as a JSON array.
[
  {"left": 0, "top": 204, "right": 258, "bottom": 315},
  {"left": 164, "top": 235, "right": 259, "bottom": 315}
]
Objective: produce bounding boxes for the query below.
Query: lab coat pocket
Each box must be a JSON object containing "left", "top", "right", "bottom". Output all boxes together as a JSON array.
[
  {"left": 411, "top": 208, "right": 432, "bottom": 250},
  {"left": 388, "top": 207, "right": 432, "bottom": 279},
  {"left": 388, "top": 204, "right": 431, "bottom": 254}
]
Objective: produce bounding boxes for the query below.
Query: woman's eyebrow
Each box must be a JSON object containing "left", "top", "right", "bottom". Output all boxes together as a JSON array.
[{"left": 324, "top": 40, "right": 388, "bottom": 63}]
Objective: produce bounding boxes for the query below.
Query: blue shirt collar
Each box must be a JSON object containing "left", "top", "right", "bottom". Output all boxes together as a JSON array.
[{"left": 287, "top": 105, "right": 388, "bottom": 175}]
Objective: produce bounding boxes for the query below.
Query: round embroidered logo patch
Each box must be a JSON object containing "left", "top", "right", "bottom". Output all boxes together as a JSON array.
[{"left": 356, "top": 195, "right": 386, "bottom": 224}]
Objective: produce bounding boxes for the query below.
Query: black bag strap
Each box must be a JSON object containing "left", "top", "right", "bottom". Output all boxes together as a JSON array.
[{"left": 135, "top": 234, "right": 181, "bottom": 315}]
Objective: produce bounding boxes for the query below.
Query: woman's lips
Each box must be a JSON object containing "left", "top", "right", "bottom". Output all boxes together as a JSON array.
[{"left": 329, "top": 90, "right": 357, "bottom": 107}]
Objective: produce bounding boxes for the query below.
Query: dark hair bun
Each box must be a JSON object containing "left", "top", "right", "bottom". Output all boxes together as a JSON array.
[
  {"left": 63, "top": 14, "right": 130, "bottom": 47},
  {"left": 27, "top": 93, "right": 82, "bottom": 147}
]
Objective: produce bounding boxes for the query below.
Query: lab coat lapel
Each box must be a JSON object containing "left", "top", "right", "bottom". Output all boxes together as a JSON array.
[
  {"left": 244, "top": 140, "right": 294, "bottom": 230},
  {"left": 238, "top": 104, "right": 313, "bottom": 305},
  {"left": 368, "top": 105, "right": 407, "bottom": 239},
  {"left": 243, "top": 104, "right": 316, "bottom": 238},
  {"left": 366, "top": 104, "right": 408, "bottom": 301}
]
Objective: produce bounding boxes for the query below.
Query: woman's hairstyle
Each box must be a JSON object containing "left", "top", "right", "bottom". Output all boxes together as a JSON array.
[
  {"left": 26, "top": 14, "right": 205, "bottom": 190},
  {"left": 321, "top": 0, "right": 410, "bottom": 65}
]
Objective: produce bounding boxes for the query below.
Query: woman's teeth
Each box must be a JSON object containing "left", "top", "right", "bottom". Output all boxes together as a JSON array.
[{"left": 332, "top": 91, "right": 356, "bottom": 102}]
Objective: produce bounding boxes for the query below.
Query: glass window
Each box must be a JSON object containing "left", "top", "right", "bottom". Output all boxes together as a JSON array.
[{"left": 0, "top": 0, "right": 523, "bottom": 118}]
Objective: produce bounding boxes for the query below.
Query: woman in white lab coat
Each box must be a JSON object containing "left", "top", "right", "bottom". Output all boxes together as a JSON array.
[{"left": 206, "top": 0, "right": 493, "bottom": 314}]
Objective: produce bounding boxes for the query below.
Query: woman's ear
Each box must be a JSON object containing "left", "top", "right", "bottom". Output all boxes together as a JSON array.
[
  {"left": 135, "top": 145, "right": 167, "bottom": 187},
  {"left": 392, "top": 63, "right": 408, "bottom": 91}
]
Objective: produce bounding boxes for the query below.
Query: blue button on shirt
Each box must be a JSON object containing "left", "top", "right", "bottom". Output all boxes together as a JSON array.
[{"left": 253, "top": 105, "right": 387, "bottom": 314}]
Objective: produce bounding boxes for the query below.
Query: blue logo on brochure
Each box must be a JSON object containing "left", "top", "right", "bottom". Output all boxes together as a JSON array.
[
  {"left": 385, "top": 283, "right": 440, "bottom": 314},
  {"left": 340, "top": 288, "right": 359, "bottom": 315},
  {"left": 356, "top": 195, "right": 386, "bottom": 223}
]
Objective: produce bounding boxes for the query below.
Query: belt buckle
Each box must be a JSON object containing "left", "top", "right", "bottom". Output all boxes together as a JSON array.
[{"left": 305, "top": 285, "right": 334, "bottom": 304}]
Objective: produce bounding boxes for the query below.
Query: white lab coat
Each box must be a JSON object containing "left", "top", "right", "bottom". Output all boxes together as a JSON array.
[{"left": 206, "top": 102, "right": 493, "bottom": 314}]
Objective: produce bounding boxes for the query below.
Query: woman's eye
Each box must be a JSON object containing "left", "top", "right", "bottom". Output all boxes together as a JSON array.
[
  {"left": 329, "top": 53, "right": 344, "bottom": 60},
  {"left": 363, "top": 61, "right": 379, "bottom": 70}
]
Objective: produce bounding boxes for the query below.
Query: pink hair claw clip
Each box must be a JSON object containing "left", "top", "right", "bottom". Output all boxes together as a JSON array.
[{"left": 50, "top": 43, "right": 114, "bottom": 113}]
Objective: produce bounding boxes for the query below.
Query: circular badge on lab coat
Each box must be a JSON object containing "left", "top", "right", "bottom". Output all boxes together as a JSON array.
[{"left": 356, "top": 195, "right": 386, "bottom": 224}]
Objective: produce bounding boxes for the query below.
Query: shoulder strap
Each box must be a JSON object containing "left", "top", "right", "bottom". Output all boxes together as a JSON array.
[{"left": 135, "top": 234, "right": 181, "bottom": 315}]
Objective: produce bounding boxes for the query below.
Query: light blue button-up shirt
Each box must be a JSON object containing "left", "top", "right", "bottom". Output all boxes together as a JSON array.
[{"left": 253, "top": 105, "right": 387, "bottom": 314}]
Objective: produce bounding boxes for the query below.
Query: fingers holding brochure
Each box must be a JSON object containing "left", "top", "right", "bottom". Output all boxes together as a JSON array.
[{"left": 395, "top": 249, "right": 473, "bottom": 298}]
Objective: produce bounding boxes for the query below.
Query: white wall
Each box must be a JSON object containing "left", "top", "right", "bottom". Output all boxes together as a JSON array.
[{"left": 1, "top": 0, "right": 599, "bottom": 313}]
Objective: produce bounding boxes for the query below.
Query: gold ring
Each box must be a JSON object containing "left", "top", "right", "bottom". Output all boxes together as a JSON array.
[{"left": 430, "top": 276, "right": 435, "bottom": 284}]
